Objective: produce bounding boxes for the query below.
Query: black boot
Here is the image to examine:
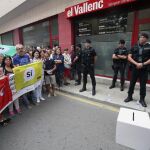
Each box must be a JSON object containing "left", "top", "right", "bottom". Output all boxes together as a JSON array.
[
  {"left": 124, "top": 96, "right": 133, "bottom": 103},
  {"left": 75, "top": 82, "right": 81, "bottom": 86},
  {"left": 79, "top": 88, "right": 86, "bottom": 92},
  {"left": 139, "top": 97, "right": 147, "bottom": 107},
  {"left": 92, "top": 87, "right": 96, "bottom": 96},
  {"left": 79, "top": 84, "right": 86, "bottom": 92},
  {"left": 109, "top": 85, "right": 115, "bottom": 89},
  {"left": 139, "top": 100, "right": 147, "bottom": 107},
  {"left": 120, "top": 85, "right": 124, "bottom": 91},
  {"left": 109, "top": 79, "right": 116, "bottom": 89}
]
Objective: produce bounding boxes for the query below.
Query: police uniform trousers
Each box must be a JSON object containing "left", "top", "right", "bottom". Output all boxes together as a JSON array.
[
  {"left": 112, "top": 63, "right": 126, "bottom": 86},
  {"left": 82, "top": 65, "right": 96, "bottom": 89},
  {"left": 128, "top": 67, "right": 148, "bottom": 99},
  {"left": 75, "top": 63, "right": 82, "bottom": 83}
]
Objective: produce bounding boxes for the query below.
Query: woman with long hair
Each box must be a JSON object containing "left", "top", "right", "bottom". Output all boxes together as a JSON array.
[
  {"left": 0, "top": 67, "right": 11, "bottom": 126},
  {"left": 32, "top": 50, "right": 45, "bottom": 103},
  {"left": 53, "top": 47, "right": 64, "bottom": 88},
  {"left": 63, "top": 48, "right": 71, "bottom": 85},
  {"left": 2, "top": 56, "right": 21, "bottom": 116}
]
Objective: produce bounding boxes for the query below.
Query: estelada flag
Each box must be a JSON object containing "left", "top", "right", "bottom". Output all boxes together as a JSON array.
[
  {"left": 0, "top": 76, "right": 12, "bottom": 111},
  {"left": 0, "top": 45, "right": 16, "bottom": 57}
]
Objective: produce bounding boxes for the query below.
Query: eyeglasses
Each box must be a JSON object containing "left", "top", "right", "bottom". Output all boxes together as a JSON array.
[{"left": 16, "top": 48, "right": 23, "bottom": 50}]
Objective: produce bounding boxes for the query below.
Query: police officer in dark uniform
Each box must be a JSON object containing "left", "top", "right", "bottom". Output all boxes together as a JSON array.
[
  {"left": 109, "top": 40, "right": 128, "bottom": 91},
  {"left": 73, "top": 44, "right": 82, "bottom": 86},
  {"left": 79, "top": 39, "right": 97, "bottom": 96},
  {"left": 124, "top": 33, "right": 150, "bottom": 107}
]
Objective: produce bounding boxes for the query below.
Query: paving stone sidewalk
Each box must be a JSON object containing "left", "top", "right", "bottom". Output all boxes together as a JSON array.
[{"left": 59, "top": 80, "right": 150, "bottom": 113}]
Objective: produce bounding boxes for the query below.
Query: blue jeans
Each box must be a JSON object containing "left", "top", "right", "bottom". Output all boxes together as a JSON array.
[
  {"left": 22, "top": 94, "right": 30, "bottom": 107},
  {"left": 55, "top": 71, "right": 64, "bottom": 87},
  {"left": 22, "top": 91, "right": 36, "bottom": 107}
]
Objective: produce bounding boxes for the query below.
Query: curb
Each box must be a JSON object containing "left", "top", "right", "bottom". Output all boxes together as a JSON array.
[{"left": 57, "top": 88, "right": 149, "bottom": 113}]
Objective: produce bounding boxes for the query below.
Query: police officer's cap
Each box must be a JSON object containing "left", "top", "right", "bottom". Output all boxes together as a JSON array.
[
  {"left": 76, "top": 44, "right": 82, "bottom": 49},
  {"left": 85, "top": 39, "right": 91, "bottom": 44},
  {"left": 119, "top": 39, "right": 125, "bottom": 44}
]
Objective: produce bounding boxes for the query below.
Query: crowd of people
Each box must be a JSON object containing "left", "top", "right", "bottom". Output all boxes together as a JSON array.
[
  {"left": 0, "top": 32, "right": 150, "bottom": 127},
  {"left": 0, "top": 43, "right": 85, "bottom": 126}
]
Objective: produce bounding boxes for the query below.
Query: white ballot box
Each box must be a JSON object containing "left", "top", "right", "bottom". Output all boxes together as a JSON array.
[{"left": 116, "top": 108, "right": 150, "bottom": 150}]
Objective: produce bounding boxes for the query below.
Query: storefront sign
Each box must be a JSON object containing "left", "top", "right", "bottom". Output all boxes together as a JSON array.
[
  {"left": 77, "top": 22, "right": 92, "bottom": 37},
  {"left": 65, "top": 0, "right": 136, "bottom": 18}
]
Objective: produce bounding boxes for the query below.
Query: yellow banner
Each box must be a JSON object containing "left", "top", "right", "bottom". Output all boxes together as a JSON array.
[{"left": 13, "top": 62, "right": 42, "bottom": 91}]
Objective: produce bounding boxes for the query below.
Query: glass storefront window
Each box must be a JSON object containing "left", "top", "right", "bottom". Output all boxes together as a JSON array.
[
  {"left": 22, "top": 17, "right": 59, "bottom": 48},
  {"left": 51, "top": 17, "right": 58, "bottom": 36},
  {"left": 139, "top": 24, "right": 150, "bottom": 34},
  {"left": 139, "top": 8, "right": 150, "bottom": 19},
  {"left": 22, "top": 21, "right": 50, "bottom": 48},
  {"left": 1, "top": 32, "right": 13, "bottom": 45},
  {"left": 52, "top": 39, "right": 59, "bottom": 47},
  {"left": 75, "top": 11, "right": 134, "bottom": 77}
]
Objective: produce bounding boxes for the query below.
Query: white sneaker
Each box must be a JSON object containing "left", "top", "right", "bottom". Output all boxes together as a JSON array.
[
  {"left": 48, "top": 94, "right": 51, "bottom": 98},
  {"left": 40, "top": 97, "right": 45, "bottom": 101},
  {"left": 53, "top": 93, "right": 57, "bottom": 96},
  {"left": 37, "top": 99, "right": 40, "bottom": 103}
]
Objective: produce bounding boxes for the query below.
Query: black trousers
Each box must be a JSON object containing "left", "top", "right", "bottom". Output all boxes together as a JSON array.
[
  {"left": 112, "top": 64, "right": 126, "bottom": 86},
  {"left": 70, "top": 64, "right": 76, "bottom": 80},
  {"left": 75, "top": 64, "right": 82, "bottom": 83},
  {"left": 55, "top": 71, "right": 64, "bottom": 87},
  {"left": 82, "top": 66, "right": 96, "bottom": 89},
  {"left": 128, "top": 67, "right": 148, "bottom": 98}
]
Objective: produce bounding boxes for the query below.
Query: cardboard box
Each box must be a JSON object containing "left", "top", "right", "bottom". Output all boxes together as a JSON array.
[{"left": 116, "top": 108, "right": 150, "bottom": 150}]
